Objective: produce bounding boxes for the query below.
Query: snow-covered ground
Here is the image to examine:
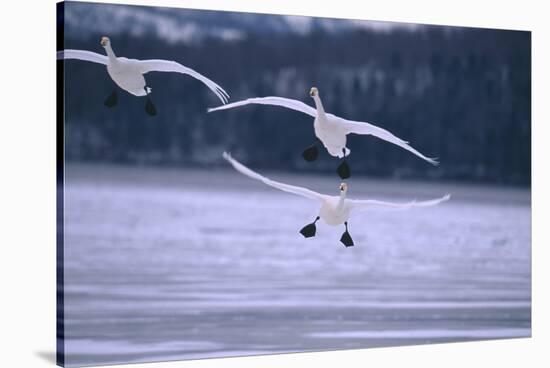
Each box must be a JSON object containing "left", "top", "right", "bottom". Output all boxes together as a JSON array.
[{"left": 61, "top": 164, "right": 531, "bottom": 367}]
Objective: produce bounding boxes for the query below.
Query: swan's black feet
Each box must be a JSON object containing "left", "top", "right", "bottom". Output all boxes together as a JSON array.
[
  {"left": 104, "top": 90, "right": 118, "bottom": 108},
  {"left": 300, "top": 216, "right": 320, "bottom": 238},
  {"left": 340, "top": 222, "right": 354, "bottom": 247},
  {"left": 336, "top": 148, "right": 351, "bottom": 179},
  {"left": 145, "top": 97, "right": 157, "bottom": 116},
  {"left": 302, "top": 145, "right": 319, "bottom": 162},
  {"left": 337, "top": 160, "right": 351, "bottom": 179}
]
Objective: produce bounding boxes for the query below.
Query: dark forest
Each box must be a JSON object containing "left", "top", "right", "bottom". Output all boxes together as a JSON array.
[{"left": 61, "top": 12, "right": 531, "bottom": 185}]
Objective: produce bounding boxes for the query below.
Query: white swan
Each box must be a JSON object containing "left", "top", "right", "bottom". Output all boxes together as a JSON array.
[
  {"left": 57, "top": 36, "right": 229, "bottom": 116},
  {"left": 210, "top": 87, "right": 437, "bottom": 179},
  {"left": 223, "top": 152, "right": 450, "bottom": 247}
]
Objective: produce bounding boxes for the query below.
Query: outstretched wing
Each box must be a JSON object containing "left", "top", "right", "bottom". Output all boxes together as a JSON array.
[
  {"left": 56, "top": 49, "right": 108, "bottom": 65},
  {"left": 139, "top": 59, "right": 229, "bottom": 104},
  {"left": 208, "top": 96, "right": 316, "bottom": 117},
  {"left": 350, "top": 194, "right": 450, "bottom": 210},
  {"left": 223, "top": 152, "right": 324, "bottom": 201},
  {"left": 340, "top": 117, "right": 439, "bottom": 166}
]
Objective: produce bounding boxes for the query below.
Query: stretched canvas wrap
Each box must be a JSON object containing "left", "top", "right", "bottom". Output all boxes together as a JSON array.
[{"left": 56, "top": 1, "right": 531, "bottom": 366}]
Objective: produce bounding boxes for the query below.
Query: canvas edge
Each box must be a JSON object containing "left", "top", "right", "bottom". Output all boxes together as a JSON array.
[{"left": 56, "top": 1, "right": 66, "bottom": 367}]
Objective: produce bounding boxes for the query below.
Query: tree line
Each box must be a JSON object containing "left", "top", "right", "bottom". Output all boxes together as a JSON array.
[{"left": 61, "top": 25, "right": 531, "bottom": 185}]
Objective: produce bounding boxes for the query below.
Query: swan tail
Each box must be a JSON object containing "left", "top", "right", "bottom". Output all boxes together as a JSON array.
[{"left": 331, "top": 147, "right": 351, "bottom": 158}]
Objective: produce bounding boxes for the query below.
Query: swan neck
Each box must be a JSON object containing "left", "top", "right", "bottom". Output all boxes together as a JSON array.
[
  {"left": 337, "top": 191, "right": 346, "bottom": 208},
  {"left": 104, "top": 45, "right": 116, "bottom": 61},
  {"left": 313, "top": 95, "right": 326, "bottom": 116}
]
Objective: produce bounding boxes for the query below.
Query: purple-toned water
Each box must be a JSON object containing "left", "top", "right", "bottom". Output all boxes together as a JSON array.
[{"left": 61, "top": 164, "right": 531, "bottom": 367}]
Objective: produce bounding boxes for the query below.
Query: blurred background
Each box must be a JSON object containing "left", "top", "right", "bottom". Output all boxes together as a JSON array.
[
  {"left": 59, "top": 2, "right": 530, "bottom": 184},
  {"left": 58, "top": 2, "right": 531, "bottom": 367}
]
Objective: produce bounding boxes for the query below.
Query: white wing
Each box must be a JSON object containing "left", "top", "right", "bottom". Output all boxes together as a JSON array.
[
  {"left": 351, "top": 194, "right": 450, "bottom": 210},
  {"left": 341, "top": 117, "right": 439, "bottom": 165},
  {"left": 208, "top": 96, "right": 316, "bottom": 117},
  {"left": 57, "top": 49, "right": 108, "bottom": 65},
  {"left": 223, "top": 152, "right": 324, "bottom": 201},
  {"left": 139, "top": 59, "right": 229, "bottom": 104}
]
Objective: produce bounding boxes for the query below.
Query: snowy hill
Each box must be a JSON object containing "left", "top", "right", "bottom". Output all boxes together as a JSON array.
[{"left": 63, "top": 1, "right": 421, "bottom": 44}]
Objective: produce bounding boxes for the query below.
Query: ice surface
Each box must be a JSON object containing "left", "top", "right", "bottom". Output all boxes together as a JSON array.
[{"left": 61, "top": 164, "right": 531, "bottom": 367}]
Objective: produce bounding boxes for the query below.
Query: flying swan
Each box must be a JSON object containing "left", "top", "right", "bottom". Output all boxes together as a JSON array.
[
  {"left": 223, "top": 152, "right": 450, "bottom": 247},
  {"left": 210, "top": 87, "right": 437, "bottom": 179},
  {"left": 57, "top": 36, "right": 230, "bottom": 116}
]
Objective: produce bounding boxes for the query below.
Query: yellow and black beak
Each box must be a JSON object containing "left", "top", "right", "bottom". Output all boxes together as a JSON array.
[{"left": 100, "top": 37, "right": 109, "bottom": 46}]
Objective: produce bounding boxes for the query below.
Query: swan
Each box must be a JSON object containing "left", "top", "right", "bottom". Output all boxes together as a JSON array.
[
  {"left": 210, "top": 87, "right": 438, "bottom": 179},
  {"left": 57, "top": 36, "right": 229, "bottom": 116},
  {"left": 223, "top": 152, "right": 450, "bottom": 247}
]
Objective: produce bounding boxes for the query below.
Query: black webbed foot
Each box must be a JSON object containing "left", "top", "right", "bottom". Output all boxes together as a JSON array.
[
  {"left": 336, "top": 148, "right": 351, "bottom": 179},
  {"left": 300, "top": 216, "right": 320, "bottom": 238},
  {"left": 340, "top": 222, "right": 354, "bottom": 247},
  {"left": 145, "top": 97, "right": 157, "bottom": 116},
  {"left": 302, "top": 145, "right": 319, "bottom": 162},
  {"left": 104, "top": 90, "right": 118, "bottom": 108},
  {"left": 337, "top": 161, "right": 351, "bottom": 179},
  {"left": 143, "top": 86, "right": 157, "bottom": 116}
]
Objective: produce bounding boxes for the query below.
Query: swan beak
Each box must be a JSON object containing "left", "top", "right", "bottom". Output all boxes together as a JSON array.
[
  {"left": 309, "top": 87, "right": 318, "bottom": 97},
  {"left": 100, "top": 37, "right": 109, "bottom": 46},
  {"left": 339, "top": 183, "right": 347, "bottom": 191}
]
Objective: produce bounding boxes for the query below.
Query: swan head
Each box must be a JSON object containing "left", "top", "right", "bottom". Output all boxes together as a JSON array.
[
  {"left": 100, "top": 36, "right": 111, "bottom": 47},
  {"left": 309, "top": 87, "right": 319, "bottom": 97},
  {"left": 339, "top": 182, "right": 348, "bottom": 194}
]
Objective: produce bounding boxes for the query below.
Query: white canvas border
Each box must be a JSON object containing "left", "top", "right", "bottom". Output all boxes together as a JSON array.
[{"left": 0, "top": 0, "right": 546, "bottom": 367}]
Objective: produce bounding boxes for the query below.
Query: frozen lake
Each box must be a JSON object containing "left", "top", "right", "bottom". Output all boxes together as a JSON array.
[{"left": 61, "top": 163, "right": 531, "bottom": 367}]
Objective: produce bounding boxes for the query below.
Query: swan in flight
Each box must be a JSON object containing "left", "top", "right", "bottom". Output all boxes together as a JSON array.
[
  {"left": 223, "top": 152, "right": 450, "bottom": 247},
  {"left": 210, "top": 87, "right": 437, "bottom": 179},
  {"left": 57, "top": 36, "right": 229, "bottom": 116}
]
